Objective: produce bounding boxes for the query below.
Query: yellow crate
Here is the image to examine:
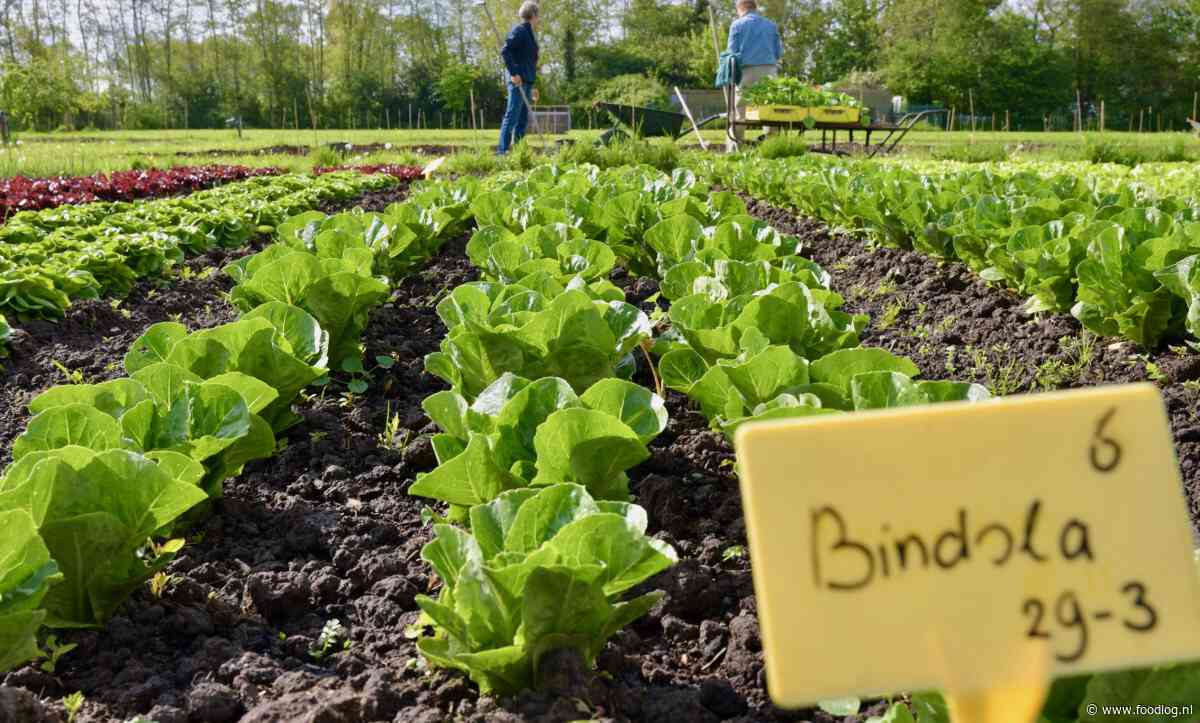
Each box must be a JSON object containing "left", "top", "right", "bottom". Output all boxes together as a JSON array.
[
  {"left": 744, "top": 105, "right": 862, "bottom": 124},
  {"left": 810, "top": 106, "right": 861, "bottom": 124},
  {"left": 745, "top": 105, "right": 809, "bottom": 122}
]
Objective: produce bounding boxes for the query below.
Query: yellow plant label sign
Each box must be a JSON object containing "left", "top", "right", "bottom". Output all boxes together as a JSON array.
[{"left": 735, "top": 383, "right": 1200, "bottom": 708}]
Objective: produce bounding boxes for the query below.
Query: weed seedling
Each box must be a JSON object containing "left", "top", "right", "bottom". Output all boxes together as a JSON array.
[
  {"left": 870, "top": 279, "right": 897, "bottom": 299},
  {"left": 968, "top": 344, "right": 1025, "bottom": 396},
  {"left": 149, "top": 571, "right": 176, "bottom": 599},
  {"left": 876, "top": 301, "right": 904, "bottom": 330},
  {"left": 50, "top": 360, "right": 85, "bottom": 384},
  {"left": 39, "top": 635, "right": 77, "bottom": 673},
  {"left": 378, "top": 401, "right": 410, "bottom": 450},
  {"left": 722, "top": 545, "right": 748, "bottom": 562},
  {"left": 310, "top": 619, "right": 350, "bottom": 661},
  {"left": 342, "top": 354, "right": 397, "bottom": 394},
  {"left": 63, "top": 692, "right": 85, "bottom": 723},
  {"left": 1144, "top": 360, "right": 1168, "bottom": 384},
  {"left": 944, "top": 347, "right": 959, "bottom": 376}
]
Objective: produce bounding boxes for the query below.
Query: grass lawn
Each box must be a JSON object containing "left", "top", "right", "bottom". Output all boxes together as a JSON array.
[{"left": 2, "top": 126, "right": 1197, "bottom": 178}]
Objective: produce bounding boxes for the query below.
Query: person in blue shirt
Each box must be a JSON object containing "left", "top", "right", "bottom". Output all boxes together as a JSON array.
[
  {"left": 727, "top": 0, "right": 783, "bottom": 149},
  {"left": 498, "top": 1, "right": 541, "bottom": 155}
]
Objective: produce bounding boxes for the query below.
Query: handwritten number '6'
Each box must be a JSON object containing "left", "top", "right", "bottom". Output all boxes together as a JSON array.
[{"left": 1090, "top": 407, "right": 1121, "bottom": 473}]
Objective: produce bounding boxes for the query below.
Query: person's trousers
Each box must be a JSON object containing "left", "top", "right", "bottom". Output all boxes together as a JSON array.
[
  {"left": 730, "top": 64, "right": 779, "bottom": 149},
  {"left": 498, "top": 81, "right": 533, "bottom": 154}
]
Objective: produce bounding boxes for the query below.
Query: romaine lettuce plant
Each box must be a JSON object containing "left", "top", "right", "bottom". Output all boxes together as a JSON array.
[
  {"left": 467, "top": 224, "right": 617, "bottom": 286},
  {"left": 425, "top": 287, "right": 651, "bottom": 399},
  {"left": 17, "top": 371, "right": 273, "bottom": 499},
  {"left": 225, "top": 246, "right": 389, "bottom": 369},
  {"left": 0, "top": 312, "right": 10, "bottom": 359},
  {"left": 665, "top": 281, "right": 866, "bottom": 364},
  {"left": 0, "top": 509, "right": 62, "bottom": 671},
  {"left": 414, "top": 483, "right": 677, "bottom": 695},
  {"left": 413, "top": 374, "right": 667, "bottom": 506},
  {"left": 0, "top": 448, "right": 207, "bottom": 626},
  {"left": 125, "top": 311, "right": 327, "bottom": 432},
  {"left": 664, "top": 345, "right": 989, "bottom": 436}
]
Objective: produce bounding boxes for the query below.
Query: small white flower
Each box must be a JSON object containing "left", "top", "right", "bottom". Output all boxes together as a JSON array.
[
  {"left": 384, "top": 143, "right": 392, "bottom": 150},
  {"left": 14, "top": 139, "right": 21, "bottom": 145}
]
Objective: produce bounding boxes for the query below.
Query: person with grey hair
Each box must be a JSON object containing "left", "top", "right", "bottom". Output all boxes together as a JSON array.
[
  {"left": 498, "top": 1, "right": 541, "bottom": 154},
  {"left": 727, "top": 0, "right": 783, "bottom": 149}
]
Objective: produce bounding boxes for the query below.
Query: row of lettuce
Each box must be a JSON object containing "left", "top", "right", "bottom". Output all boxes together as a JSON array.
[
  {"left": 0, "top": 180, "right": 469, "bottom": 672},
  {"left": 0, "top": 165, "right": 280, "bottom": 217},
  {"left": 702, "top": 156, "right": 1200, "bottom": 349},
  {"left": 0, "top": 169, "right": 406, "bottom": 323},
  {"left": 389, "top": 163, "right": 993, "bottom": 696}
]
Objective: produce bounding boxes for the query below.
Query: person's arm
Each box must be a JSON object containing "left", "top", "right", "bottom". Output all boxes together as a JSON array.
[{"left": 774, "top": 27, "right": 783, "bottom": 64}]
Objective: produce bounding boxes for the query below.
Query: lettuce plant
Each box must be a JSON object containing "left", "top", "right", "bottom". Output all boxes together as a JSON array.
[
  {"left": 0, "top": 448, "right": 207, "bottom": 626},
  {"left": 666, "top": 281, "right": 866, "bottom": 364},
  {"left": 225, "top": 246, "right": 389, "bottom": 369},
  {"left": 0, "top": 509, "right": 62, "bottom": 671},
  {"left": 644, "top": 213, "right": 791, "bottom": 275},
  {"left": 415, "top": 483, "right": 676, "bottom": 695},
  {"left": 22, "top": 368, "right": 276, "bottom": 498},
  {"left": 466, "top": 224, "right": 617, "bottom": 286},
  {"left": 0, "top": 312, "right": 10, "bottom": 359},
  {"left": 125, "top": 310, "right": 327, "bottom": 432},
  {"left": 425, "top": 287, "right": 651, "bottom": 399},
  {"left": 664, "top": 345, "right": 989, "bottom": 436},
  {"left": 274, "top": 185, "right": 471, "bottom": 281},
  {"left": 1156, "top": 252, "right": 1200, "bottom": 345},
  {"left": 413, "top": 374, "right": 667, "bottom": 506}
]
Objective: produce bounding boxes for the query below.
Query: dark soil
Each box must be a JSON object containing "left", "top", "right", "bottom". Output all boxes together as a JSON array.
[{"left": 744, "top": 196, "right": 1200, "bottom": 535}]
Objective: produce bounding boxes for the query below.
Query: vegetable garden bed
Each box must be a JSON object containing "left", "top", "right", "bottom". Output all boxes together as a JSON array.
[{"left": 0, "top": 161, "right": 1196, "bottom": 723}]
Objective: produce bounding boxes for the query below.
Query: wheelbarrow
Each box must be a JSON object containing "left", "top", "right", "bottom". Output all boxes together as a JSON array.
[{"left": 593, "top": 102, "right": 725, "bottom": 145}]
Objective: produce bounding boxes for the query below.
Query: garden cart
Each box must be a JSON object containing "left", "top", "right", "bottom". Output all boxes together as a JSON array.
[
  {"left": 593, "top": 102, "right": 725, "bottom": 146},
  {"left": 726, "top": 97, "right": 948, "bottom": 158}
]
